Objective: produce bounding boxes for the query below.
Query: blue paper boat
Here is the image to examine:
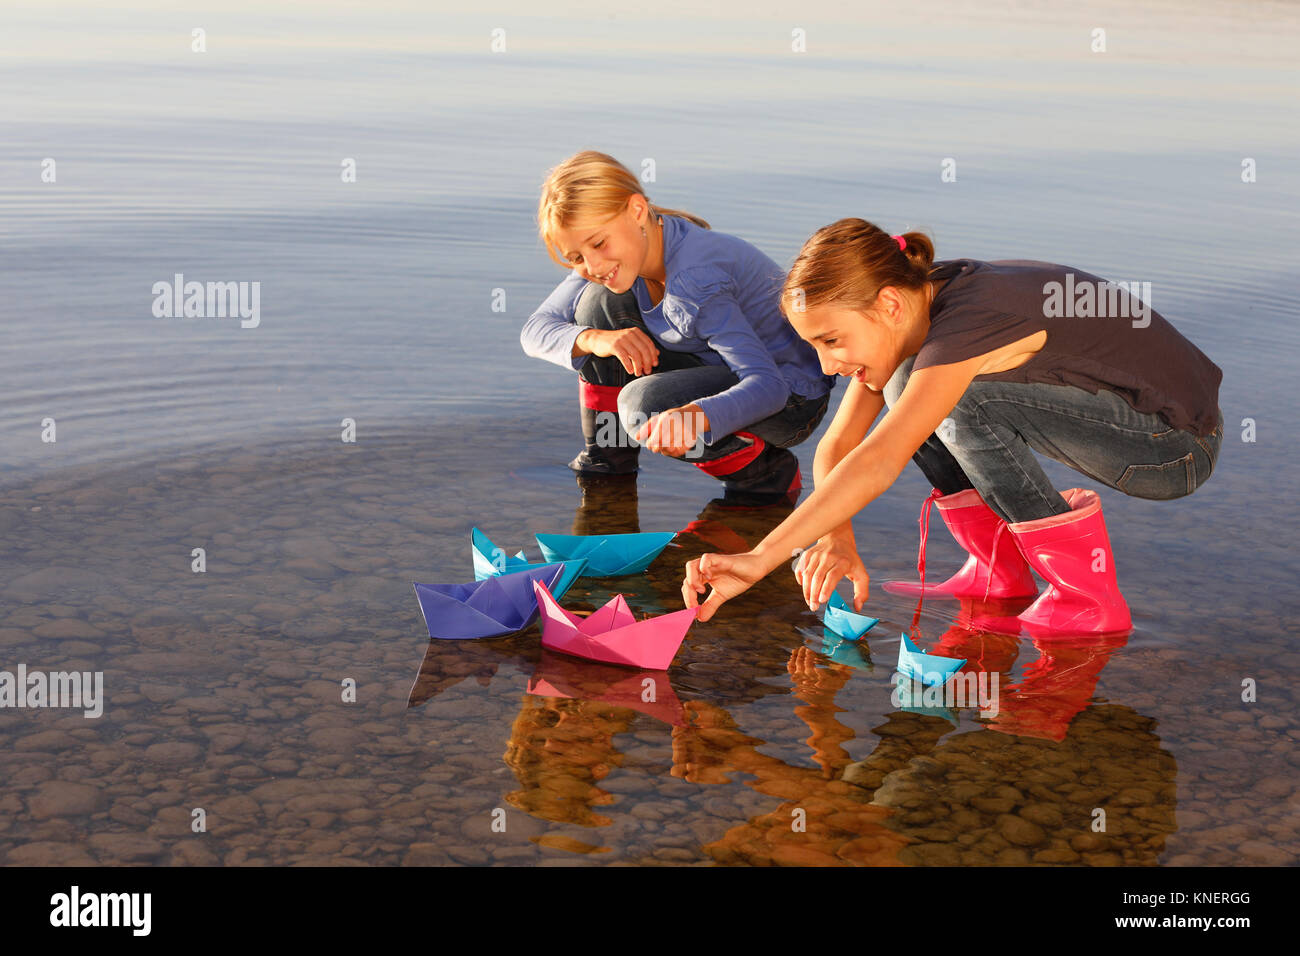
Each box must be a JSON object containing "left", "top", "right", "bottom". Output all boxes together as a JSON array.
[
  {"left": 534, "top": 531, "right": 677, "bottom": 578},
  {"left": 896, "top": 632, "right": 967, "bottom": 687},
  {"left": 822, "top": 591, "right": 880, "bottom": 641},
  {"left": 471, "top": 527, "right": 585, "bottom": 596},
  {"left": 413, "top": 562, "right": 572, "bottom": 640}
]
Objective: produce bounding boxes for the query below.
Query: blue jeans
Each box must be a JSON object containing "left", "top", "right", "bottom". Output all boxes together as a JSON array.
[
  {"left": 576, "top": 283, "right": 828, "bottom": 462},
  {"left": 882, "top": 354, "right": 1223, "bottom": 523}
]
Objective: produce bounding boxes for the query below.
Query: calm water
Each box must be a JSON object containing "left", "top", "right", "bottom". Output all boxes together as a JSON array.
[{"left": 1, "top": 0, "right": 1297, "bottom": 866}]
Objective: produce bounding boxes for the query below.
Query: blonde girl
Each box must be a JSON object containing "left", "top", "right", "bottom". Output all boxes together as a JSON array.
[{"left": 521, "top": 151, "right": 835, "bottom": 502}]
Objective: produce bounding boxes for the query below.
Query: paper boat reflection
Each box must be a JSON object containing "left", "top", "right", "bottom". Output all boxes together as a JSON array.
[
  {"left": 413, "top": 562, "right": 572, "bottom": 640},
  {"left": 798, "top": 625, "right": 873, "bottom": 670},
  {"left": 896, "top": 632, "right": 967, "bottom": 687},
  {"left": 535, "top": 531, "right": 677, "bottom": 577},
  {"left": 815, "top": 627, "right": 873, "bottom": 670},
  {"left": 894, "top": 670, "right": 958, "bottom": 724},
  {"left": 822, "top": 591, "right": 880, "bottom": 641},
  {"left": 532, "top": 578, "right": 697, "bottom": 670},
  {"left": 527, "top": 650, "right": 686, "bottom": 726},
  {"left": 471, "top": 527, "right": 585, "bottom": 596}
]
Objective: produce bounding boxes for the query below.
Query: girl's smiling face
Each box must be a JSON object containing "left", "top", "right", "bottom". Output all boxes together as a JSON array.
[
  {"left": 791, "top": 302, "right": 908, "bottom": 391},
  {"left": 789, "top": 283, "right": 934, "bottom": 391},
  {"left": 552, "top": 200, "right": 650, "bottom": 294}
]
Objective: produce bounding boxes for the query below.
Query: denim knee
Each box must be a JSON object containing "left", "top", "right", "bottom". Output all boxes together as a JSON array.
[
  {"left": 574, "top": 282, "right": 606, "bottom": 329},
  {"left": 616, "top": 379, "right": 715, "bottom": 460},
  {"left": 616, "top": 378, "right": 655, "bottom": 439},
  {"left": 575, "top": 282, "right": 639, "bottom": 330}
]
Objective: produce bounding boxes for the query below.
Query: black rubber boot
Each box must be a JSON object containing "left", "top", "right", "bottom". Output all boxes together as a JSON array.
[
  {"left": 573, "top": 472, "right": 640, "bottom": 536},
  {"left": 568, "top": 283, "right": 643, "bottom": 475},
  {"left": 568, "top": 397, "right": 640, "bottom": 475},
  {"left": 694, "top": 433, "right": 803, "bottom": 507},
  {"left": 568, "top": 282, "right": 708, "bottom": 475}
]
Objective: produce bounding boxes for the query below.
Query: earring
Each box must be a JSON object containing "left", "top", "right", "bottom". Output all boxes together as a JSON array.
[{"left": 641, "top": 226, "right": 647, "bottom": 237}]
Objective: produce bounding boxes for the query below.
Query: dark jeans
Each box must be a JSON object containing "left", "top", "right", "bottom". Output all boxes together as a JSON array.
[
  {"left": 575, "top": 282, "right": 828, "bottom": 461},
  {"left": 883, "top": 354, "right": 1223, "bottom": 523}
]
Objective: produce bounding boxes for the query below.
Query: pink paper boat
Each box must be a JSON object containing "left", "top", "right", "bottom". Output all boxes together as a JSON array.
[{"left": 532, "top": 579, "right": 698, "bottom": 670}]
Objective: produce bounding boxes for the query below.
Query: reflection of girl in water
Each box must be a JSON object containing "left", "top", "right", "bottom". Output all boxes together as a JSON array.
[
  {"left": 673, "top": 651, "right": 910, "bottom": 866},
  {"left": 502, "top": 696, "right": 633, "bottom": 829}
]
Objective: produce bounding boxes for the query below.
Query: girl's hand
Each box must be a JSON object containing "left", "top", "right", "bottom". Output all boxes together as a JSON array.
[
  {"left": 794, "top": 528, "right": 870, "bottom": 611},
  {"left": 578, "top": 327, "right": 660, "bottom": 376},
  {"left": 682, "top": 550, "right": 766, "bottom": 622},
  {"left": 635, "top": 404, "right": 708, "bottom": 457}
]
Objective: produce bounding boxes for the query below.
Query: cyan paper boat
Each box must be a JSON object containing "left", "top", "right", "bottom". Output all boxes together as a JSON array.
[
  {"left": 535, "top": 531, "right": 677, "bottom": 578},
  {"left": 413, "top": 562, "right": 571, "bottom": 640},
  {"left": 532, "top": 578, "right": 697, "bottom": 670},
  {"left": 896, "top": 632, "right": 967, "bottom": 687},
  {"left": 822, "top": 591, "right": 880, "bottom": 641},
  {"left": 471, "top": 527, "right": 585, "bottom": 596}
]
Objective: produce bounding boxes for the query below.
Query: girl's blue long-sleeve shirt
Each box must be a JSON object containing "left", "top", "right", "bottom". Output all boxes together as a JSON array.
[{"left": 520, "top": 214, "right": 834, "bottom": 444}]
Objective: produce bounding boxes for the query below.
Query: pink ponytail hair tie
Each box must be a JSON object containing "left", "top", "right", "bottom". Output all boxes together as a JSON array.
[{"left": 892, "top": 234, "right": 907, "bottom": 251}]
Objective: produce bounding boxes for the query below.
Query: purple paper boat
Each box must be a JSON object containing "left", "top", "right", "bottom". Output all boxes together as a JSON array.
[
  {"left": 532, "top": 579, "right": 698, "bottom": 670},
  {"left": 412, "top": 563, "right": 569, "bottom": 640}
]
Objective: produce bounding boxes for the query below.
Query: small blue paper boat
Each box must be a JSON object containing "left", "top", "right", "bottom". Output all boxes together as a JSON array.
[
  {"left": 534, "top": 531, "right": 677, "bottom": 578},
  {"left": 896, "top": 633, "right": 967, "bottom": 687},
  {"left": 413, "top": 562, "right": 572, "bottom": 641},
  {"left": 822, "top": 591, "right": 879, "bottom": 641},
  {"left": 471, "top": 527, "right": 585, "bottom": 596}
]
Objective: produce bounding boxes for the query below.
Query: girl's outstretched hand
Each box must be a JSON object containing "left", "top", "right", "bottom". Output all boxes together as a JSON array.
[
  {"left": 682, "top": 551, "right": 766, "bottom": 622},
  {"left": 793, "top": 530, "right": 870, "bottom": 611}
]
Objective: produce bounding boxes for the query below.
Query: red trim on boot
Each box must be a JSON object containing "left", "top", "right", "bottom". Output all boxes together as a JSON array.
[
  {"left": 692, "top": 431, "right": 765, "bottom": 477},
  {"left": 580, "top": 380, "right": 621, "bottom": 413}
]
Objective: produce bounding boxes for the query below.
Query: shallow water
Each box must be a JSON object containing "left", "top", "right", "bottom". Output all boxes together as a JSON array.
[
  {"left": 1, "top": 0, "right": 1298, "bottom": 865},
  {"left": 2, "top": 420, "right": 1296, "bottom": 866}
]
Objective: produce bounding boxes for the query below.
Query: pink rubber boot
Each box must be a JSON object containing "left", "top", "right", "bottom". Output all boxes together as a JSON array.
[
  {"left": 882, "top": 488, "right": 1039, "bottom": 602},
  {"left": 1005, "top": 488, "right": 1132, "bottom": 636}
]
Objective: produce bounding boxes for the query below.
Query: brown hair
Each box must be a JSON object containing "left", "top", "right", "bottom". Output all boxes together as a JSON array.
[
  {"left": 781, "top": 218, "right": 935, "bottom": 317},
  {"left": 537, "top": 150, "right": 710, "bottom": 267}
]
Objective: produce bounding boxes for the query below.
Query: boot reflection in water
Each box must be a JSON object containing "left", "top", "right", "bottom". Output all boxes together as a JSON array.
[
  {"left": 678, "top": 492, "right": 798, "bottom": 557},
  {"left": 927, "top": 622, "right": 1022, "bottom": 681},
  {"left": 986, "top": 632, "right": 1128, "bottom": 742},
  {"left": 572, "top": 472, "right": 640, "bottom": 537},
  {"left": 915, "top": 616, "right": 1127, "bottom": 741}
]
